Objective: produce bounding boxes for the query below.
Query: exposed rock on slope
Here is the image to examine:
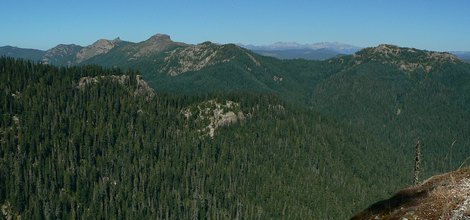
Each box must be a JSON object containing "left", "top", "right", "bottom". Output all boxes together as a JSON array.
[
  {"left": 42, "top": 44, "right": 83, "bottom": 65},
  {"left": 351, "top": 167, "right": 470, "bottom": 219},
  {"left": 134, "top": 75, "right": 155, "bottom": 99},
  {"left": 77, "top": 75, "right": 155, "bottom": 99},
  {"left": 162, "top": 42, "right": 261, "bottom": 76},
  {"left": 76, "top": 38, "right": 122, "bottom": 63},
  {"left": 1, "top": 202, "right": 18, "bottom": 220},
  {"left": 182, "top": 100, "right": 246, "bottom": 137},
  {"left": 77, "top": 75, "right": 130, "bottom": 89},
  {"left": 353, "top": 44, "right": 461, "bottom": 73}
]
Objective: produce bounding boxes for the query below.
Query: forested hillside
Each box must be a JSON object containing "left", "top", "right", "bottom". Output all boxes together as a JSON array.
[
  {"left": 0, "top": 46, "right": 45, "bottom": 61},
  {"left": 311, "top": 45, "right": 470, "bottom": 177},
  {"left": 0, "top": 57, "right": 410, "bottom": 219}
]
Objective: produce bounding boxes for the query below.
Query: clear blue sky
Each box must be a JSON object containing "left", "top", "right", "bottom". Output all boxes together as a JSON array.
[{"left": 1, "top": 0, "right": 469, "bottom": 51}]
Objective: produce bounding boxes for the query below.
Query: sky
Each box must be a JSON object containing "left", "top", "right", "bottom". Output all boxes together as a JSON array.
[{"left": 1, "top": 0, "right": 469, "bottom": 51}]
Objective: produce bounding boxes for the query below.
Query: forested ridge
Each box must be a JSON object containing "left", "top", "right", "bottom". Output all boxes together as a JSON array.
[
  {"left": 0, "top": 57, "right": 411, "bottom": 219},
  {"left": 310, "top": 51, "right": 470, "bottom": 178}
]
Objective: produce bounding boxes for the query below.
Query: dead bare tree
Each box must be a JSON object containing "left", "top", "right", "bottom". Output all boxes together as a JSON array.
[{"left": 414, "top": 139, "right": 421, "bottom": 185}]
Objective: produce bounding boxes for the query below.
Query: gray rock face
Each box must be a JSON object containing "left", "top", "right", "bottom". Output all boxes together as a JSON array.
[
  {"left": 1, "top": 202, "right": 15, "bottom": 220},
  {"left": 134, "top": 75, "right": 155, "bottom": 100}
]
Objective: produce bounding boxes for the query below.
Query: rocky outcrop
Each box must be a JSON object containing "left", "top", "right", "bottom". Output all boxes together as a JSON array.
[
  {"left": 1, "top": 202, "right": 17, "bottom": 220},
  {"left": 77, "top": 75, "right": 130, "bottom": 89},
  {"left": 134, "top": 75, "right": 155, "bottom": 100},
  {"left": 76, "top": 38, "right": 121, "bottom": 63},
  {"left": 351, "top": 167, "right": 470, "bottom": 219},
  {"left": 76, "top": 75, "right": 155, "bottom": 99},
  {"left": 273, "top": 75, "right": 283, "bottom": 82},
  {"left": 182, "top": 100, "right": 246, "bottom": 137}
]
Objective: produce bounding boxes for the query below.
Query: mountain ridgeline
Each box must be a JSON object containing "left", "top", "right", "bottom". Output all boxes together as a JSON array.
[{"left": 1, "top": 34, "right": 470, "bottom": 218}]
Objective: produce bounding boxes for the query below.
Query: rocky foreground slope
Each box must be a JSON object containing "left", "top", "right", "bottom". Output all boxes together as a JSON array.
[{"left": 351, "top": 167, "right": 470, "bottom": 219}]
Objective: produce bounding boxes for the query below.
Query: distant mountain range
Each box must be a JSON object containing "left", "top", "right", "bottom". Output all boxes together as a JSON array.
[
  {"left": 240, "top": 41, "right": 361, "bottom": 53},
  {"left": 1, "top": 37, "right": 468, "bottom": 63},
  {"left": 240, "top": 42, "right": 470, "bottom": 62},
  {"left": 238, "top": 41, "right": 361, "bottom": 60}
]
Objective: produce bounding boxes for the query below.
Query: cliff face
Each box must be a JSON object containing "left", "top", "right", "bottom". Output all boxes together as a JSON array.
[{"left": 351, "top": 167, "right": 470, "bottom": 219}]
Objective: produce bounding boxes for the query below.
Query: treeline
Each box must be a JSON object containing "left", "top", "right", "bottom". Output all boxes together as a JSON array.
[{"left": 1, "top": 57, "right": 409, "bottom": 219}]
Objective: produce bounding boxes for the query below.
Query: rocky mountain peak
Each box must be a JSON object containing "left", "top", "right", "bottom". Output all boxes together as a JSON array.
[
  {"left": 75, "top": 38, "right": 121, "bottom": 63},
  {"left": 147, "top": 33, "right": 172, "bottom": 43},
  {"left": 132, "top": 33, "right": 184, "bottom": 58},
  {"left": 92, "top": 38, "right": 121, "bottom": 47}
]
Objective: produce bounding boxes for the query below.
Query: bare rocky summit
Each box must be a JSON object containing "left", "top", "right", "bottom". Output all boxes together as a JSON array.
[
  {"left": 352, "top": 167, "right": 470, "bottom": 219},
  {"left": 131, "top": 34, "right": 186, "bottom": 58}
]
